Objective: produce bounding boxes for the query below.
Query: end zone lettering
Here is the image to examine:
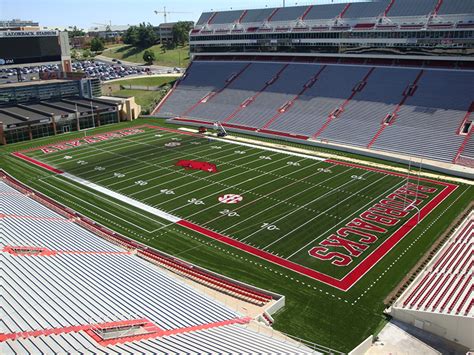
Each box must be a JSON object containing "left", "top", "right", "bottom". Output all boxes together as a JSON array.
[
  {"left": 309, "top": 182, "right": 438, "bottom": 267},
  {"left": 40, "top": 129, "right": 145, "bottom": 154}
]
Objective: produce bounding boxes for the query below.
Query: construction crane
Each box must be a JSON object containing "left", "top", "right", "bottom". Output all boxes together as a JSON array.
[{"left": 154, "top": 7, "right": 191, "bottom": 23}]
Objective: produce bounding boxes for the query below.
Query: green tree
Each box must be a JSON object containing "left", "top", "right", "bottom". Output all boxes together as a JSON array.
[
  {"left": 143, "top": 49, "right": 156, "bottom": 65},
  {"left": 90, "top": 37, "right": 105, "bottom": 51},
  {"left": 82, "top": 49, "right": 92, "bottom": 58},
  {"left": 172, "top": 21, "right": 192, "bottom": 46},
  {"left": 137, "top": 23, "right": 157, "bottom": 48},
  {"left": 68, "top": 26, "right": 86, "bottom": 38},
  {"left": 123, "top": 26, "right": 140, "bottom": 46}
]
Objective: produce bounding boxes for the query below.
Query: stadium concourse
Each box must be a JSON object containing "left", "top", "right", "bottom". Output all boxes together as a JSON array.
[{"left": 0, "top": 173, "right": 315, "bottom": 354}]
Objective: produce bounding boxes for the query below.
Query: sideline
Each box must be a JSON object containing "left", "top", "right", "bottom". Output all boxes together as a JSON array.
[{"left": 179, "top": 128, "right": 474, "bottom": 186}]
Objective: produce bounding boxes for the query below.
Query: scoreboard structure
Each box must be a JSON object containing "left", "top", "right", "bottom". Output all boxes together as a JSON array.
[{"left": 0, "top": 31, "right": 71, "bottom": 71}]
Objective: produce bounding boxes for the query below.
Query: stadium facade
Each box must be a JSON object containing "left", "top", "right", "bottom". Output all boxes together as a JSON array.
[{"left": 0, "top": 30, "right": 141, "bottom": 145}]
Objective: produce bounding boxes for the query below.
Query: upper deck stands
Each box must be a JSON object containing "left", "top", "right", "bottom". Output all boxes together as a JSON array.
[
  {"left": 196, "top": 12, "right": 214, "bottom": 26},
  {"left": 386, "top": 0, "right": 438, "bottom": 17},
  {"left": 210, "top": 10, "right": 245, "bottom": 25},
  {"left": 343, "top": 0, "right": 390, "bottom": 18},
  {"left": 304, "top": 3, "right": 347, "bottom": 20},
  {"left": 438, "top": 0, "right": 474, "bottom": 15},
  {"left": 194, "top": 0, "right": 474, "bottom": 31},
  {"left": 241, "top": 8, "right": 275, "bottom": 23},
  {"left": 268, "top": 6, "right": 308, "bottom": 22},
  {"left": 157, "top": 60, "right": 474, "bottom": 166}
]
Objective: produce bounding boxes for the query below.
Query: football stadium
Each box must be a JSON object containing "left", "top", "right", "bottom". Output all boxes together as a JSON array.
[{"left": 1, "top": 0, "right": 473, "bottom": 354}]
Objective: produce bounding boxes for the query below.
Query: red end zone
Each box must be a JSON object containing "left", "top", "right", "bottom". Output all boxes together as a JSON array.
[
  {"left": 11, "top": 125, "right": 459, "bottom": 291},
  {"left": 178, "top": 165, "right": 457, "bottom": 291}
]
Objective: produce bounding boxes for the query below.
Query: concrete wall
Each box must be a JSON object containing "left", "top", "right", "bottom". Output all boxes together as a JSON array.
[{"left": 390, "top": 308, "right": 474, "bottom": 349}]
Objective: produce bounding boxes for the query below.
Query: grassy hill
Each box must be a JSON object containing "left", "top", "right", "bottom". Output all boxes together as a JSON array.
[
  {"left": 102, "top": 44, "right": 190, "bottom": 67},
  {"left": 109, "top": 76, "right": 179, "bottom": 114}
]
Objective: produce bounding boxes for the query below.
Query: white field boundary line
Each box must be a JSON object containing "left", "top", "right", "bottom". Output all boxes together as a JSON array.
[
  {"left": 196, "top": 130, "right": 474, "bottom": 186},
  {"left": 204, "top": 134, "right": 326, "bottom": 162},
  {"left": 50, "top": 175, "right": 173, "bottom": 228},
  {"left": 62, "top": 173, "right": 181, "bottom": 224},
  {"left": 40, "top": 178, "right": 166, "bottom": 233},
  {"left": 286, "top": 178, "right": 407, "bottom": 259}
]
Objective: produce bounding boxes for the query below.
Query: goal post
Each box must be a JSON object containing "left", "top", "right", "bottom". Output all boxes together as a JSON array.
[{"left": 214, "top": 121, "right": 228, "bottom": 137}]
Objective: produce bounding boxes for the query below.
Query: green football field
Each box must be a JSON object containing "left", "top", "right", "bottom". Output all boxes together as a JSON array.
[
  {"left": 21, "top": 123, "right": 452, "bottom": 285},
  {"left": 3, "top": 119, "right": 472, "bottom": 352}
]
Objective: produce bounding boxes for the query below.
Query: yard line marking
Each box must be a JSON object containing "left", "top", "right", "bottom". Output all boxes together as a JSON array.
[
  {"left": 164, "top": 153, "right": 295, "bottom": 211},
  {"left": 59, "top": 133, "right": 208, "bottom": 179},
  {"left": 147, "top": 151, "right": 283, "bottom": 203},
  {"left": 178, "top": 159, "right": 325, "bottom": 220},
  {"left": 256, "top": 171, "right": 376, "bottom": 248},
  {"left": 117, "top": 142, "right": 263, "bottom": 192},
  {"left": 204, "top": 134, "right": 326, "bottom": 162},
  {"left": 135, "top": 148, "right": 265, "bottom": 199},
  {"left": 48, "top": 137, "right": 235, "bottom": 193},
  {"left": 100, "top": 142, "right": 240, "bottom": 186},
  {"left": 286, "top": 179, "right": 406, "bottom": 259},
  {"left": 39, "top": 129, "right": 174, "bottom": 163},
  {"left": 214, "top": 166, "right": 351, "bottom": 234},
  {"left": 36, "top": 132, "right": 178, "bottom": 178},
  {"left": 110, "top": 142, "right": 244, "bottom": 189}
]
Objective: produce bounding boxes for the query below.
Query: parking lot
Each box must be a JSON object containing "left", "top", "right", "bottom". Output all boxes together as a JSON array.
[{"left": 0, "top": 60, "right": 182, "bottom": 85}]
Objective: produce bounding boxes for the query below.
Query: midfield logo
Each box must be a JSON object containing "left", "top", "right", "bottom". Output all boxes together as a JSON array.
[{"left": 218, "top": 194, "right": 244, "bottom": 204}]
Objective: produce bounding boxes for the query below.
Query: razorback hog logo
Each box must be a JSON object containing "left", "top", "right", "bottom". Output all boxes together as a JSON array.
[
  {"left": 309, "top": 182, "right": 438, "bottom": 267},
  {"left": 175, "top": 160, "right": 218, "bottom": 173}
]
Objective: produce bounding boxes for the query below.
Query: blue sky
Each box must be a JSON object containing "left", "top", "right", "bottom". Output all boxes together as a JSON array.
[{"left": 0, "top": 0, "right": 363, "bottom": 29}]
